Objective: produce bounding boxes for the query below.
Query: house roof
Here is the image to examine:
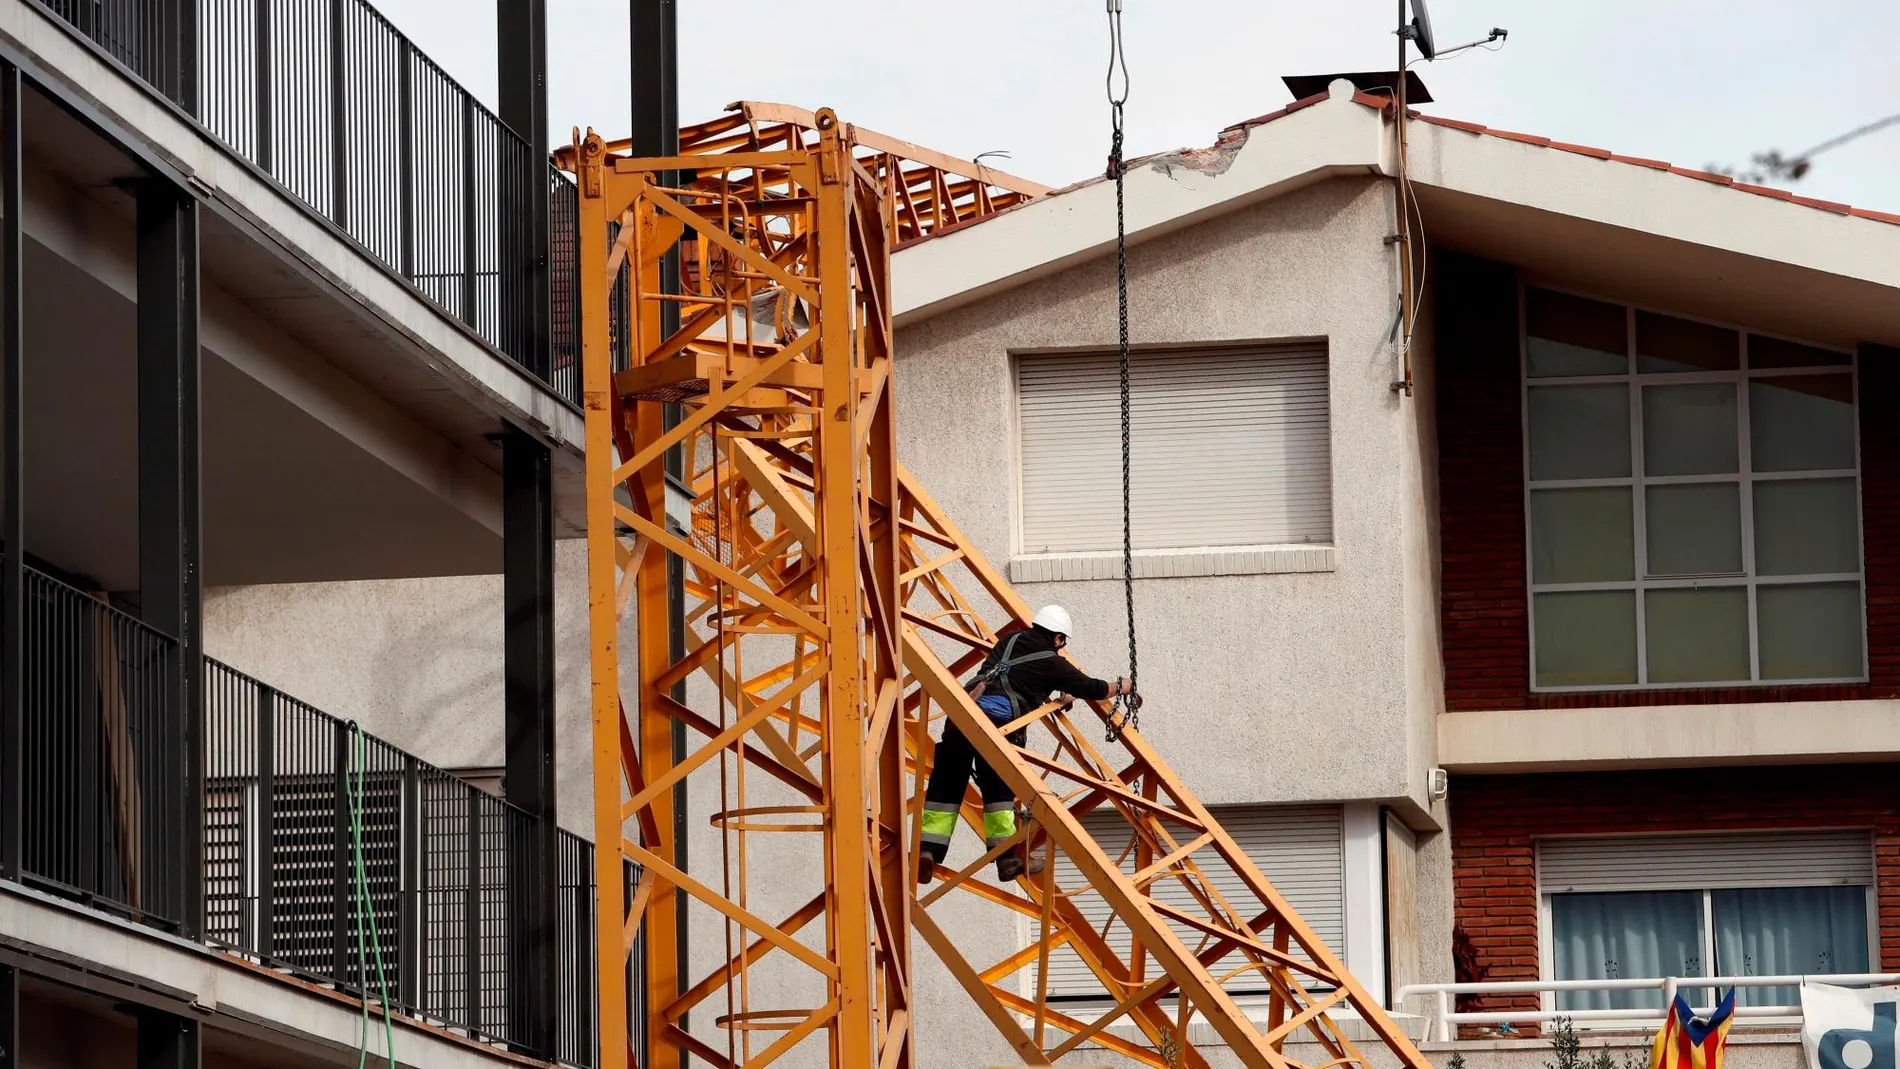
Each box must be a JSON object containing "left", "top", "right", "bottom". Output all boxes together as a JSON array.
[{"left": 890, "top": 78, "right": 1900, "bottom": 329}]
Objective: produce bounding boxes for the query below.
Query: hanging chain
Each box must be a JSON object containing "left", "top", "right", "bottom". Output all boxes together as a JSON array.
[{"left": 1105, "top": 0, "right": 1139, "bottom": 743}]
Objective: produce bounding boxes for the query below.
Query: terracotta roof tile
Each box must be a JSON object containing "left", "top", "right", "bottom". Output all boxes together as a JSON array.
[
  {"left": 901, "top": 90, "right": 1900, "bottom": 252},
  {"left": 1548, "top": 141, "right": 1614, "bottom": 160},
  {"left": 1668, "top": 166, "right": 1735, "bottom": 186}
]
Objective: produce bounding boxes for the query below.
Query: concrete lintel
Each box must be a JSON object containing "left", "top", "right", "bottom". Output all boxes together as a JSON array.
[
  {"left": 0, "top": 882, "right": 546, "bottom": 1069},
  {"left": 1439, "top": 699, "right": 1900, "bottom": 773},
  {"left": 0, "top": 1, "right": 584, "bottom": 456},
  {"left": 891, "top": 84, "right": 1390, "bottom": 327}
]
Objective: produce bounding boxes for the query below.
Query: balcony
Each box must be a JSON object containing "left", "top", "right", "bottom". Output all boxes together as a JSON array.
[
  {"left": 28, "top": 0, "right": 580, "bottom": 405},
  {"left": 13, "top": 564, "right": 599, "bottom": 1066}
]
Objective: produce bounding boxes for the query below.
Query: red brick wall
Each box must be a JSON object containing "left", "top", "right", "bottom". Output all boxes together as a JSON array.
[
  {"left": 1433, "top": 249, "right": 1900, "bottom": 710},
  {"left": 1452, "top": 766, "right": 1900, "bottom": 1014}
]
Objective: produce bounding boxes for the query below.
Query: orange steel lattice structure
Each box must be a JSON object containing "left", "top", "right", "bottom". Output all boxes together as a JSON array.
[{"left": 570, "top": 110, "right": 1436, "bottom": 1069}]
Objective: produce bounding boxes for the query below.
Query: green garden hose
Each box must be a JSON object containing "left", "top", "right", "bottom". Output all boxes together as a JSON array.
[{"left": 348, "top": 723, "right": 397, "bottom": 1069}]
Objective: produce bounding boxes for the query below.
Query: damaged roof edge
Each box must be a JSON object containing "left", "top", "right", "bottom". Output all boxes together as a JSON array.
[{"left": 892, "top": 79, "right": 1389, "bottom": 327}]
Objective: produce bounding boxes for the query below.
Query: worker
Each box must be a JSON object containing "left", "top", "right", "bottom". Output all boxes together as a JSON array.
[{"left": 918, "top": 604, "right": 1135, "bottom": 884}]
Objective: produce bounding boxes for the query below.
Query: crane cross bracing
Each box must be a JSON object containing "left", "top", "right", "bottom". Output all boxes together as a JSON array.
[{"left": 568, "top": 108, "right": 1435, "bottom": 1069}]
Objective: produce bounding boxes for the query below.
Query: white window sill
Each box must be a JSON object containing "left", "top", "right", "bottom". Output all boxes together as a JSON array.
[{"left": 1008, "top": 544, "right": 1336, "bottom": 583}]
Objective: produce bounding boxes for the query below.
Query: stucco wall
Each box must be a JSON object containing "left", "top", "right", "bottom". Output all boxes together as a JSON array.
[
  {"left": 893, "top": 174, "right": 1431, "bottom": 811},
  {"left": 202, "top": 539, "right": 598, "bottom": 833}
]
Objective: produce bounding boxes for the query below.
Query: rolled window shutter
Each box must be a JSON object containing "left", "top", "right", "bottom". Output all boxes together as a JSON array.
[
  {"left": 1039, "top": 804, "right": 1344, "bottom": 1001},
  {"left": 1016, "top": 344, "right": 1332, "bottom": 555},
  {"left": 1537, "top": 830, "right": 1874, "bottom": 894}
]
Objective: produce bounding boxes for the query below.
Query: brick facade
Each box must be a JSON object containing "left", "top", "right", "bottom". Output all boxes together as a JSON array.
[
  {"left": 1451, "top": 766, "right": 1900, "bottom": 1015},
  {"left": 1434, "top": 249, "right": 1900, "bottom": 711}
]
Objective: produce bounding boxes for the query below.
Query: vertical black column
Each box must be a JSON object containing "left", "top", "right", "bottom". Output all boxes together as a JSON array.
[
  {"left": 631, "top": 3, "right": 683, "bottom": 1061},
  {"left": 0, "top": 63, "right": 22, "bottom": 888},
  {"left": 502, "top": 425, "right": 556, "bottom": 1059},
  {"left": 498, "top": 0, "right": 549, "bottom": 379},
  {"left": 135, "top": 1009, "right": 199, "bottom": 1069},
  {"left": 0, "top": 963, "right": 17, "bottom": 1069},
  {"left": 136, "top": 181, "right": 202, "bottom": 937}
]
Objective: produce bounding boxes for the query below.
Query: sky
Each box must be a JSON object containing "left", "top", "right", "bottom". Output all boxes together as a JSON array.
[{"left": 370, "top": 0, "right": 1900, "bottom": 214}]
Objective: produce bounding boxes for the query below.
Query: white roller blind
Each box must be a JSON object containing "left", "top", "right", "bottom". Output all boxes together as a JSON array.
[
  {"left": 1015, "top": 344, "right": 1333, "bottom": 555},
  {"left": 1538, "top": 830, "right": 1874, "bottom": 894},
  {"left": 1039, "top": 804, "right": 1344, "bottom": 1001}
]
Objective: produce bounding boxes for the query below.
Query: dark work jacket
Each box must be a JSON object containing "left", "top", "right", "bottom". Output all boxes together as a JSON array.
[{"left": 980, "top": 625, "right": 1113, "bottom": 705}]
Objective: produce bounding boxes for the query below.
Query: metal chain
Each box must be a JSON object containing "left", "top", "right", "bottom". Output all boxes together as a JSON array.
[{"left": 1105, "top": 0, "right": 1139, "bottom": 743}]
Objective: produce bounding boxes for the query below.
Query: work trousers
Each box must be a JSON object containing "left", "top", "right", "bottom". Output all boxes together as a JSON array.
[{"left": 919, "top": 720, "right": 1026, "bottom": 862}]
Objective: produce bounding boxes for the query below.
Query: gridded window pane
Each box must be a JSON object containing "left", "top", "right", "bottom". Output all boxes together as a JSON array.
[
  {"left": 1643, "top": 383, "right": 1738, "bottom": 476},
  {"left": 1637, "top": 311, "right": 1740, "bottom": 374},
  {"left": 1534, "top": 591, "right": 1637, "bottom": 688},
  {"left": 1531, "top": 488, "right": 1634, "bottom": 583},
  {"left": 1527, "top": 289, "right": 1628, "bottom": 377},
  {"left": 1552, "top": 891, "right": 1704, "bottom": 1012},
  {"left": 1645, "top": 483, "right": 1742, "bottom": 577},
  {"left": 1646, "top": 587, "right": 1749, "bottom": 683},
  {"left": 1749, "top": 334, "right": 1851, "bottom": 370},
  {"left": 1751, "top": 375, "right": 1856, "bottom": 472},
  {"left": 1755, "top": 479, "right": 1860, "bottom": 576},
  {"left": 1713, "top": 886, "right": 1869, "bottom": 1007},
  {"left": 1529, "top": 385, "right": 1631, "bottom": 480},
  {"left": 1758, "top": 583, "right": 1864, "bottom": 681}
]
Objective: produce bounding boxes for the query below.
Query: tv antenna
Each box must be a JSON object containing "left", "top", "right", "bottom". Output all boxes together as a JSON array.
[{"left": 1389, "top": 0, "right": 1507, "bottom": 396}]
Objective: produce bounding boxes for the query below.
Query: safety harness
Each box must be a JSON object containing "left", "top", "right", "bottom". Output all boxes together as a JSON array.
[{"left": 965, "top": 632, "right": 1057, "bottom": 726}]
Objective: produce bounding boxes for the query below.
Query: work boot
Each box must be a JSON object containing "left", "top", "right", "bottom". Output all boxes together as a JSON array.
[
  {"left": 916, "top": 856, "right": 938, "bottom": 885},
  {"left": 996, "top": 848, "right": 1045, "bottom": 882}
]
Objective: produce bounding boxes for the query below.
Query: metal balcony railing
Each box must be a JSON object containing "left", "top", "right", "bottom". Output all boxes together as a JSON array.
[
  {"left": 1396, "top": 974, "right": 1900, "bottom": 1043},
  {"left": 204, "top": 658, "right": 599, "bottom": 1065},
  {"left": 18, "top": 566, "right": 184, "bottom": 928},
  {"left": 10, "top": 562, "right": 606, "bottom": 1064},
  {"left": 34, "top": 0, "right": 579, "bottom": 405}
]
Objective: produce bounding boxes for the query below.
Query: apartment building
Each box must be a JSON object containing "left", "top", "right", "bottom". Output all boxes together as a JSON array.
[
  {"left": 0, "top": 1, "right": 600, "bottom": 1067},
  {"left": 884, "top": 75, "right": 1900, "bottom": 1066}
]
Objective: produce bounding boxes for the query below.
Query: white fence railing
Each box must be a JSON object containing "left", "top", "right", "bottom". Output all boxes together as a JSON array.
[{"left": 1395, "top": 975, "right": 1900, "bottom": 1043}]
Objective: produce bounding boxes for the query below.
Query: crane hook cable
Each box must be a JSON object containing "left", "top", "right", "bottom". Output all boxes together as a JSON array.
[{"left": 1105, "top": 0, "right": 1139, "bottom": 743}]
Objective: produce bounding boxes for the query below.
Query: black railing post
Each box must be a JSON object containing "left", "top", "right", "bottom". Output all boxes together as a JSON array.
[
  {"left": 332, "top": 719, "right": 351, "bottom": 988},
  {"left": 254, "top": 681, "right": 275, "bottom": 957},
  {"left": 254, "top": 0, "right": 273, "bottom": 174},
  {"left": 160, "top": 0, "right": 198, "bottom": 117},
  {"left": 463, "top": 788, "right": 481, "bottom": 1035},
  {"left": 135, "top": 177, "right": 202, "bottom": 936},
  {"left": 397, "top": 40, "right": 414, "bottom": 280},
  {"left": 461, "top": 96, "right": 477, "bottom": 327},
  {"left": 328, "top": 0, "right": 348, "bottom": 232},
  {"left": 0, "top": 62, "right": 21, "bottom": 888},
  {"left": 400, "top": 755, "right": 421, "bottom": 1009}
]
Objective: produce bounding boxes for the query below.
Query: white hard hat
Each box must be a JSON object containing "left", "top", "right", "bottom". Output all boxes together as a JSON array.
[{"left": 1031, "top": 604, "right": 1073, "bottom": 637}]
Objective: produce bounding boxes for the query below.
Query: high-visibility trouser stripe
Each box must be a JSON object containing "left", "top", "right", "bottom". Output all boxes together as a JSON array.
[
  {"left": 921, "top": 803, "right": 959, "bottom": 849},
  {"left": 983, "top": 802, "right": 1017, "bottom": 848}
]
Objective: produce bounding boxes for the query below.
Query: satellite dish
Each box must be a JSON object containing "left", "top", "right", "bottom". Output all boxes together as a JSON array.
[{"left": 1405, "top": 0, "right": 1438, "bottom": 60}]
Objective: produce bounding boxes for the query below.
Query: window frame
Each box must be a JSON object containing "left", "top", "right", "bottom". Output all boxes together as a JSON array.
[
  {"left": 1533, "top": 829, "right": 1880, "bottom": 1026},
  {"left": 1518, "top": 284, "right": 1867, "bottom": 692},
  {"left": 1007, "top": 340, "right": 1337, "bottom": 565}
]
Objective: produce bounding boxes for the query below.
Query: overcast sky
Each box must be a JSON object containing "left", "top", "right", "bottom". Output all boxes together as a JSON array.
[{"left": 371, "top": 0, "right": 1900, "bottom": 213}]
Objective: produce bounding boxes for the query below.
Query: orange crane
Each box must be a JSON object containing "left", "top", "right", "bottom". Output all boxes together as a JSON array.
[{"left": 559, "top": 105, "right": 1435, "bottom": 1069}]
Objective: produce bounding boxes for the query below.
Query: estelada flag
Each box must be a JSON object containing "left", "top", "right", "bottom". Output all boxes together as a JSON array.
[{"left": 1650, "top": 989, "right": 1737, "bottom": 1069}]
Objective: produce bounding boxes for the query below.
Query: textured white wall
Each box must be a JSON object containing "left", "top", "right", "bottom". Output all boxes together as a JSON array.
[{"left": 894, "top": 174, "right": 1435, "bottom": 809}]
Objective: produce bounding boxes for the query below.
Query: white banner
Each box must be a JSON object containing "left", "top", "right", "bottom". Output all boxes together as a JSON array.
[{"left": 1802, "top": 983, "right": 1900, "bottom": 1069}]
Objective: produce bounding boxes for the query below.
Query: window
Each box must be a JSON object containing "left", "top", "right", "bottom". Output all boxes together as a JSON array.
[
  {"left": 1039, "top": 804, "right": 1344, "bottom": 1001},
  {"left": 1538, "top": 830, "right": 1874, "bottom": 1011},
  {"left": 1522, "top": 288, "right": 1863, "bottom": 689},
  {"left": 1014, "top": 343, "right": 1332, "bottom": 557}
]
